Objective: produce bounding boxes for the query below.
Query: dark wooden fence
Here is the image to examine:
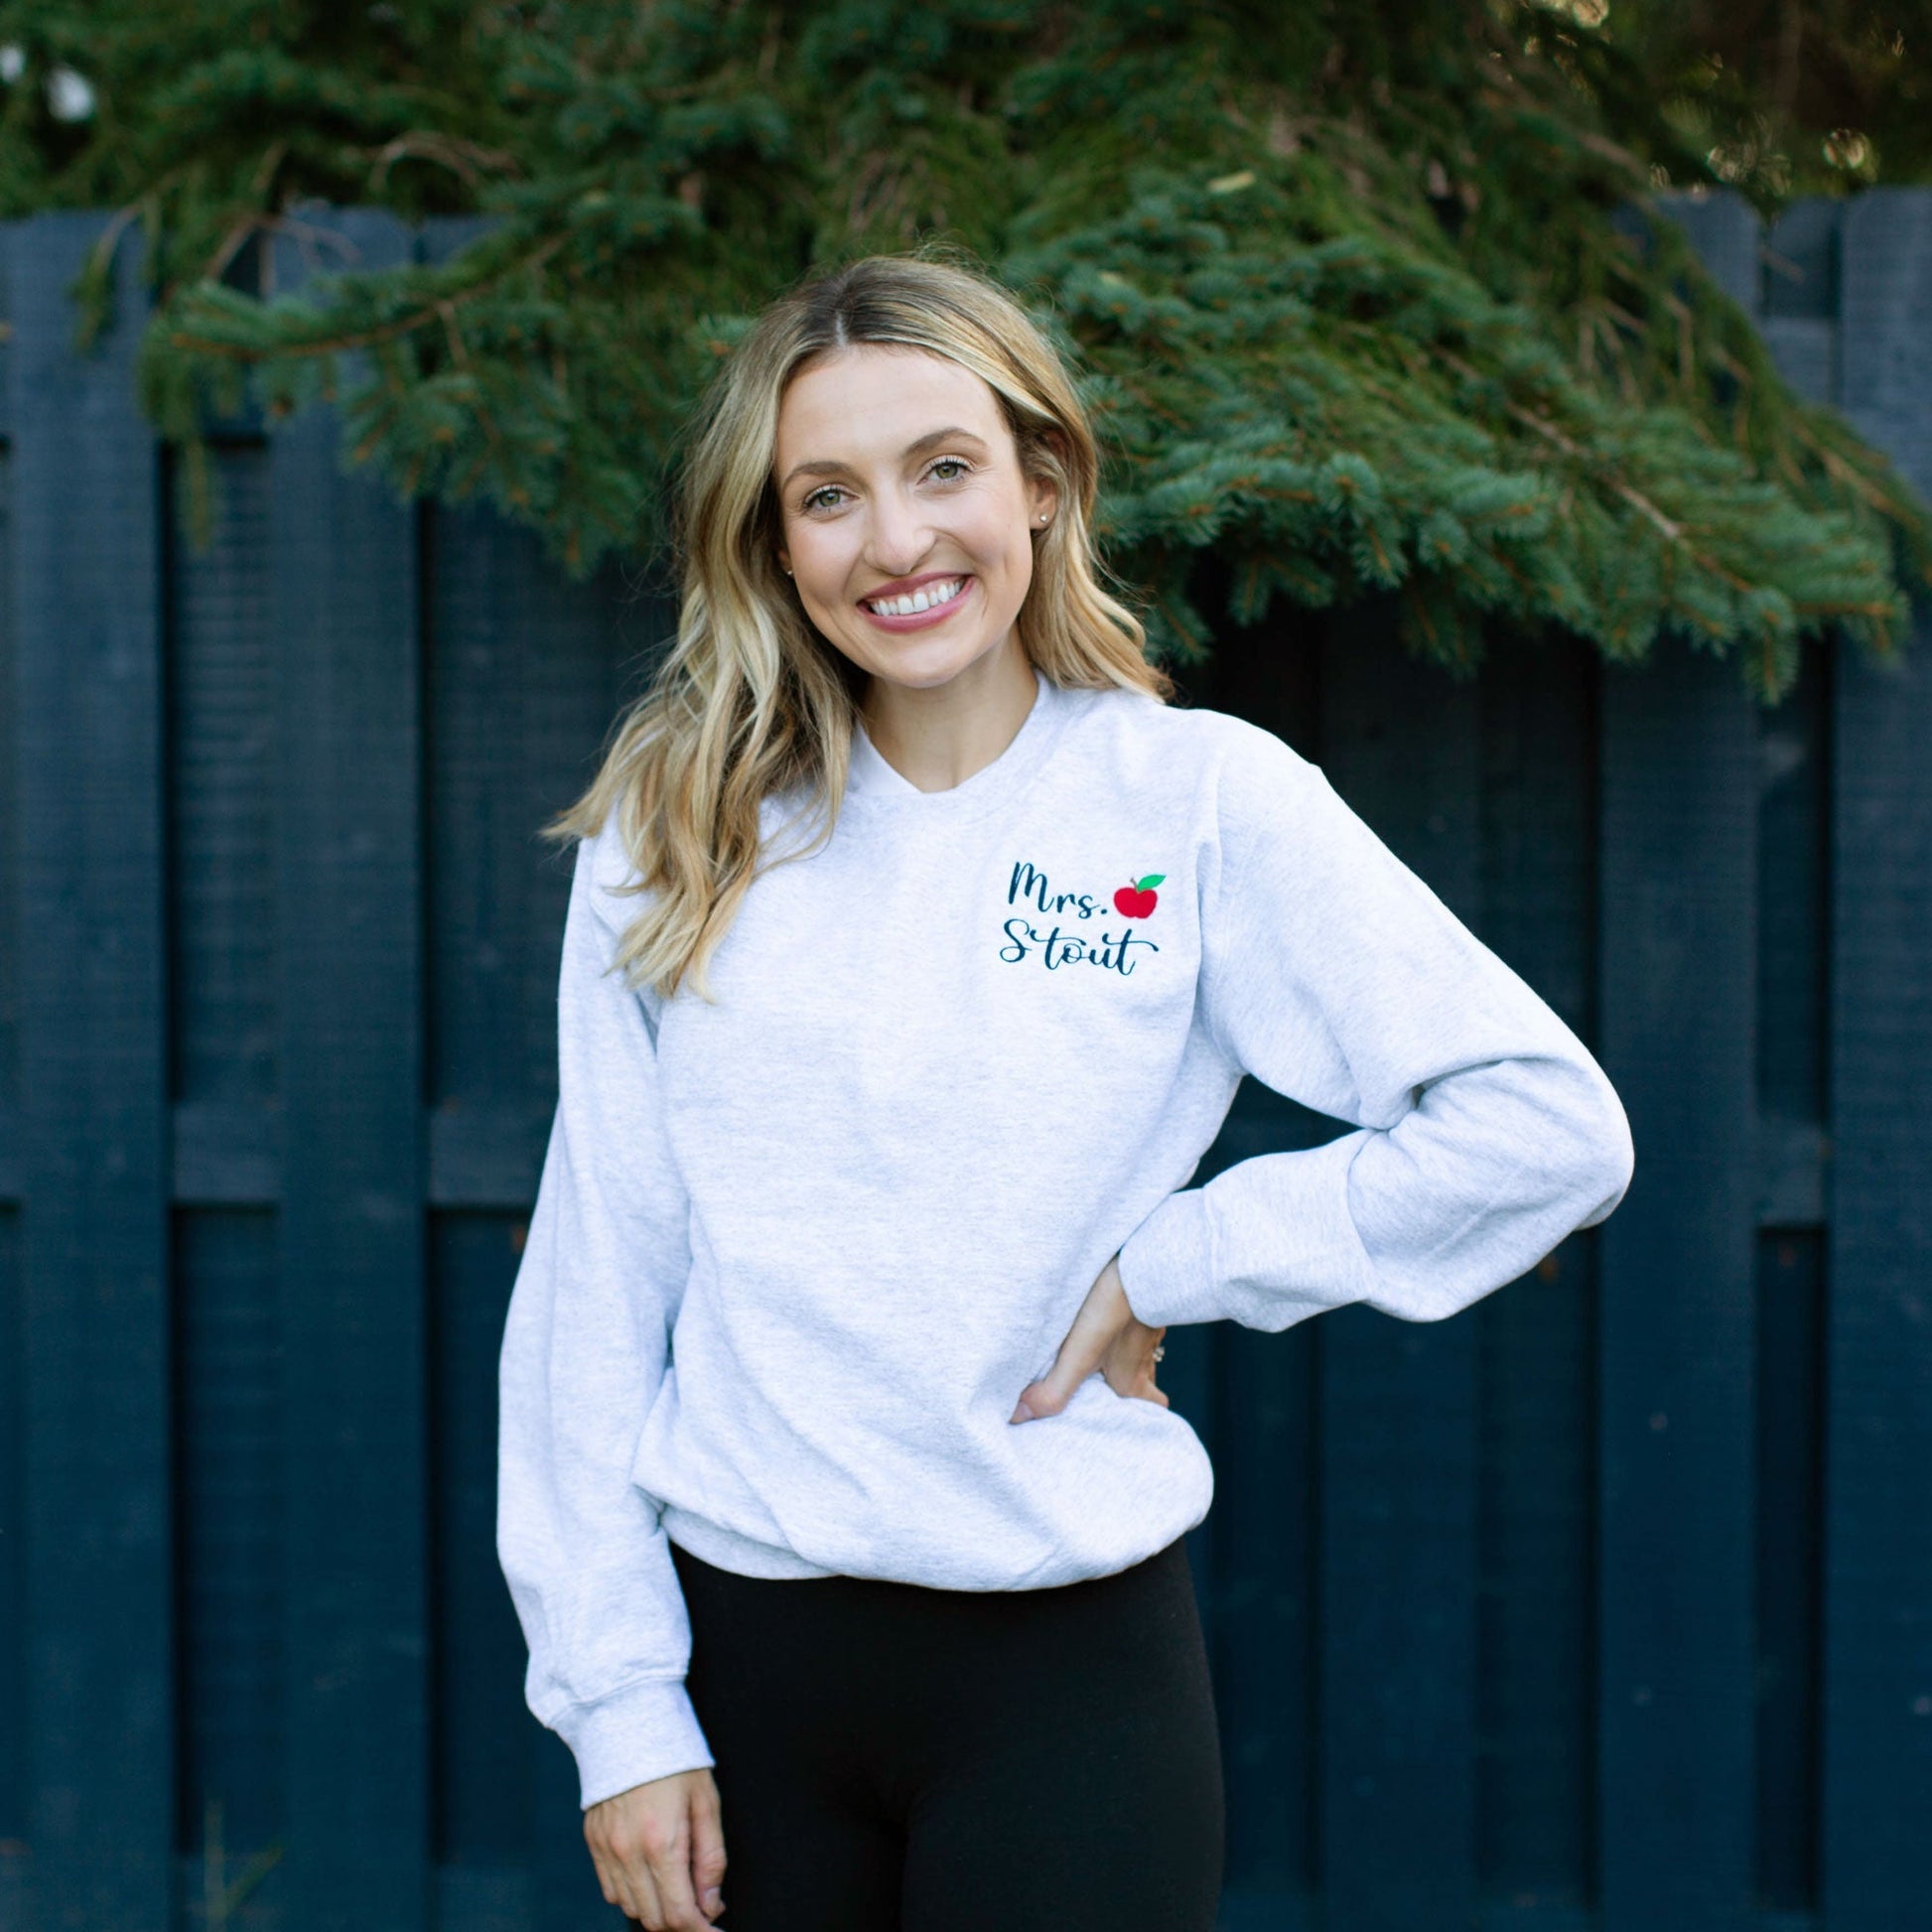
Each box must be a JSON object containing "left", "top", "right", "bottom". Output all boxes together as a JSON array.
[{"left": 0, "top": 192, "right": 1926, "bottom": 1932}]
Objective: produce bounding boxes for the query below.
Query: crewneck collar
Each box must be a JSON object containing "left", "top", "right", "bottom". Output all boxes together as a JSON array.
[{"left": 841, "top": 666, "right": 1084, "bottom": 824}]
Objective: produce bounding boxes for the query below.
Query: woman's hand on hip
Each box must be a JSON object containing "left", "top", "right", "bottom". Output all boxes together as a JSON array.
[
  {"left": 585, "top": 1765, "right": 725, "bottom": 1929},
  {"left": 1011, "top": 1252, "right": 1168, "bottom": 1423}
]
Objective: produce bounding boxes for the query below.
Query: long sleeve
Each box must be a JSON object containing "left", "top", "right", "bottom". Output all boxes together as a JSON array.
[
  {"left": 1116, "top": 725, "right": 1634, "bottom": 1333},
  {"left": 495, "top": 826, "right": 713, "bottom": 1808}
]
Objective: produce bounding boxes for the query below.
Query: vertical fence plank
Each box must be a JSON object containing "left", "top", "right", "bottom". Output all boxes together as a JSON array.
[
  {"left": 269, "top": 208, "right": 429, "bottom": 1930},
  {"left": 416, "top": 208, "right": 551, "bottom": 1930},
  {"left": 1595, "top": 643, "right": 1757, "bottom": 1932},
  {"left": 1473, "top": 628, "right": 1600, "bottom": 1915},
  {"left": 1819, "top": 189, "right": 1932, "bottom": 1932},
  {"left": 6, "top": 211, "right": 174, "bottom": 1931},
  {"left": 1315, "top": 603, "right": 1482, "bottom": 1930}
]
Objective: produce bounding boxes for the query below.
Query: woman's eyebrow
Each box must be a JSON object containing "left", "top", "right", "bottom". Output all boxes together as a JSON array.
[
  {"left": 899, "top": 426, "right": 987, "bottom": 461},
  {"left": 780, "top": 426, "right": 989, "bottom": 491}
]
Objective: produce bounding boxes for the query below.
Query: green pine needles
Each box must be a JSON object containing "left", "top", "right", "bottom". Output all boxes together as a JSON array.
[{"left": 9, "top": 0, "right": 1927, "bottom": 699}]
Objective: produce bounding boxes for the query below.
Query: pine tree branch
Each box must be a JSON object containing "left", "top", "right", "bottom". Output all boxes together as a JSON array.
[{"left": 166, "top": 232, "right": 568, "bottom": 363}]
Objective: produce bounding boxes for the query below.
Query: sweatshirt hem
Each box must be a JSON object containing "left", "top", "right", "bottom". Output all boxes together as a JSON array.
[{"left": 662, "top": 1504, "right": 837, "bottom": 1580}]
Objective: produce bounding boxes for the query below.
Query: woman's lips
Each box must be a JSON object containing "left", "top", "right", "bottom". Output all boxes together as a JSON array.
[{"left": 858, "top": 575, "right": 975, "bottom": 632}]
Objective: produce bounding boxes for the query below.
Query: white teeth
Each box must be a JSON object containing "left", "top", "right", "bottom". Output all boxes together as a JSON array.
[{"left": 867, "top": 577, "right": 964, "bottom": 618}]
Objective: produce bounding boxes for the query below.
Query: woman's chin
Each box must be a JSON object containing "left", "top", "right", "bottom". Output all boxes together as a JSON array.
[
  {"left": 857, "top": 622, "right": 1031, "bottom": 696},
  {"left": 857, "top": 639, "right": 992, "bottom": 693}
]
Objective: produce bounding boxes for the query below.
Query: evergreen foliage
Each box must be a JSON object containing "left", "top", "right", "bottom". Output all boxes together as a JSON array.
[{"left": 3, "top": 0, "right": 1927, "bottom": 697}]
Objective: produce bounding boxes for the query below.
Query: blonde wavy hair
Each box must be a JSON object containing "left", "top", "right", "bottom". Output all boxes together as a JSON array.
[{"left": 544, "top": 248, "right": 1174, "bottom": 1002}]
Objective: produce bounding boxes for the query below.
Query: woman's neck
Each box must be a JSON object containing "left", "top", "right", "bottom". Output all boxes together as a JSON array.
[{"left": 858, "top": 635, "right": 1040, "bottom": 794}]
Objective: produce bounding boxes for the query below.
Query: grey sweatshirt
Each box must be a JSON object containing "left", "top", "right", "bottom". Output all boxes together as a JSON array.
[{"left": 495, "top": 665, "right": 1634, "bottom": 1809}]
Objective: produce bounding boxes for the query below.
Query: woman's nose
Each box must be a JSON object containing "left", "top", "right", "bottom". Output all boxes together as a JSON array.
[{"left": 864, "top": 491, "right": 933, "bottom": 575}]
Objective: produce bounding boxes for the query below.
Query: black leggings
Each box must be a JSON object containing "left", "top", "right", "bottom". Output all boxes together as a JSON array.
[{"left": 669, "top": 1534, "right": 1225, "bottom": 1931}]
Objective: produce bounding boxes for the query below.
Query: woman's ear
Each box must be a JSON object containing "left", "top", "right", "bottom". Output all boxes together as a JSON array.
[
  {"left": 1029, "top": 427, "right": 1068, "bottom": 527},
  {"left": 1028, "top": 472, "right": 1060, "bottom": 529}
]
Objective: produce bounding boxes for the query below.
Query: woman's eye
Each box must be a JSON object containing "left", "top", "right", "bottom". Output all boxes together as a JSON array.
[
  {"left": 802, "top": 485, "right": 845, "bottom": 512},
  {"left": 927, "top": 458, "right": 970, "bottom": 483}
]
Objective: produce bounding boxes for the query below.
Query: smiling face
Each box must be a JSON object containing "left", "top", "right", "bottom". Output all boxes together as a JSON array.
[{"left": 771, "top": 344, "right": 1056, "bottom": 694}]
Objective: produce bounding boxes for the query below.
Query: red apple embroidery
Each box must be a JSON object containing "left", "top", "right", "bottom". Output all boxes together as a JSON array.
[{"left": 1114, "top": 873, "right": 1165, "bottom": 919}]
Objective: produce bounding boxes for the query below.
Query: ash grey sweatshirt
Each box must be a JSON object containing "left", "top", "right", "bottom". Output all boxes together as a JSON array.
[{"left": 495, "top": 666, "right": 1634, "bottom": 1809}]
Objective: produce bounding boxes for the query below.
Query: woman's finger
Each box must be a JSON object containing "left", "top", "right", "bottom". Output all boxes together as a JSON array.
[
  {"left": 1097, "top": 1319, "right": 1169, "bottom": 1404},
  {"left": 587, "top": 1827, "right": 646, "bottom": 1922},
  {"left": 1011, "top": 1319, "right": 1103, "bottom": 1421},
  {"left": 1004, "top": 1290, "right": 1112, "bottom": 1430},
  {"left": 607, "top": 1847, "right": 653, "bottom": 1926},
  {"left": 587, "top": 1847, "right": 619, "bottom": 1915},
  {"left": 1014, "top": 1259, "right": 1145, "bottom": 1422},
  {"left": 636, "top": 1802, "right": 713, "bottom": 1931},
  {"left": 691, "top": 1777, "right": 728, "bottom": 1921},
  {"left": 613, "top": 1833, "right": 662, "bottom": 1926},
  {"left": 628, "top": 1866, "right": 663, "bottom": 1929},
  {"left": 1145, "top": 1324, "right": 1169, "bottom": 1391}
]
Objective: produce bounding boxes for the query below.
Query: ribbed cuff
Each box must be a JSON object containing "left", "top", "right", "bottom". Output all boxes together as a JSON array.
[
  {"left": 1117, "top": 1186, "right": 1217, "bottom": 1328},
  {"left": 1117, "top": 1129, "right": 1382, "bottom": 1332},
  {"left": 554, "top": 1675, "right": 715, "bottom": 1811}
]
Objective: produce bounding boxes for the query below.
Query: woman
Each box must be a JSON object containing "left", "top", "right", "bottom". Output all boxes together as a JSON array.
[{"left": 495, "top": 252, "right": 1634, "bottom": 1932}]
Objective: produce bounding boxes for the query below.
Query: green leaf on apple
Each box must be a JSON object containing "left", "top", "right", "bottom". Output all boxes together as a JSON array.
[{"left": 1137, "top": 874, "right": 1166, "bottom": 890}]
